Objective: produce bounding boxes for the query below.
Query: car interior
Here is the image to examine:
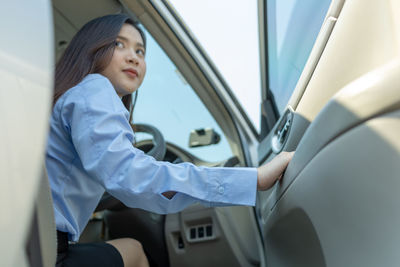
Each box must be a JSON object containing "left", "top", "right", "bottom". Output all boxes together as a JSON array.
[{"left": 2, "top": 0, "right": 399, "bottom": 266}]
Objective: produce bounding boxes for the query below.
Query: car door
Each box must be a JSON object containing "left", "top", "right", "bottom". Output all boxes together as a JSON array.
[
  {"left": 1, "top": 1, "right": 54, "bottom": 266},
  {"left": 256, "top": 0, "right": 400, "bottom": 266},
  {"left": 122, "top": 1, "right": 264, "bottom": 266}
]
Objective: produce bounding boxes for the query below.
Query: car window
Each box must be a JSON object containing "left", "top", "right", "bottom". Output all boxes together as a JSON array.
[
  {"left": 168, "top": 0, "right": 261, "bottom": 132},
  {"left": 267, "top": 0, "right": 331, "bottom": 113},
  {"left": 132, "top": 31, "right": 233, "bottom": 162}
]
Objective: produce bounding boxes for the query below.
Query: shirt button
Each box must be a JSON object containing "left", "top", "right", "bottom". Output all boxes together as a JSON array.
[{"left": 218, "top": 186, "right": 224, "bottom": 194}]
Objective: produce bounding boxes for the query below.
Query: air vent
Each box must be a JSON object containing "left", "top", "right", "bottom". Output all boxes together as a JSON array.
[{"left": 187, "top": 224, "right": 214, "bottom": 242}]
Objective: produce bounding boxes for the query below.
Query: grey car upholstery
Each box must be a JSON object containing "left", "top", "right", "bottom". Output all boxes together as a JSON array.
[
  {"left": 267, "top": 59, "right": 400, "bottom": 211},
  {"left": 262, "top": 58, "right": 400, "bottom": 266}
]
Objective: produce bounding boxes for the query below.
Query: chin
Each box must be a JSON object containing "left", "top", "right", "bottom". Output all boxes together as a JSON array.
[{"left": 117, "top": 84, "right": 136, "bottom": 96}]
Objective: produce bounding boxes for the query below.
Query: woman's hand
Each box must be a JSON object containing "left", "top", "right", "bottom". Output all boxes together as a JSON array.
[{"left": 257, "top": 151, "right": 294, "bottom": 191}]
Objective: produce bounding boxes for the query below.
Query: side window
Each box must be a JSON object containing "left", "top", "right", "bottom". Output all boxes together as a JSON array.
[
  {"left": 267, "top": 0, "right": 331, "bottom": 113},
  {"left": 132, "top": 31, "right": 233, "bottom": 162}
]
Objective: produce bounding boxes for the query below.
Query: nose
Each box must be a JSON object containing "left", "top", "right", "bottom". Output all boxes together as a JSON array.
[{"left": 126, "top": 49, "right": 139, "bottom": 65}]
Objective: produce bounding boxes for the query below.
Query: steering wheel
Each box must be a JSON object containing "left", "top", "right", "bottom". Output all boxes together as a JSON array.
[
  {"left": 95, "top": 123, "right": 166, "bottom": 212},
  {"left": 132, "top": 123, "right": 166, "bottom": 161}
]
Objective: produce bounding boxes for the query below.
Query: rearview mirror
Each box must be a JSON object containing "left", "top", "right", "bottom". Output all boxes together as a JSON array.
[{"left": 189, "top": 128, "right": 221, "bottom": 148}]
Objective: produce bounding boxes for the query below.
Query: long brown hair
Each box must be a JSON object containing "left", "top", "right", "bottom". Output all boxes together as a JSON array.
[{"left": 54, "top": 14, "right": 146, "bottom": 110}]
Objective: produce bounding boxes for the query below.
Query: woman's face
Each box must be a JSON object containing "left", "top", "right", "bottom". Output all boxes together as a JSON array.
[{"left": 101, "top": 23, "right": 146, "bottom": 97}]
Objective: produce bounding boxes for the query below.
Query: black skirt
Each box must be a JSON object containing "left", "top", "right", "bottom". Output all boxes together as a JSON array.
[{"left": 56, "top": 231, "right": 124, "bottom": 267}]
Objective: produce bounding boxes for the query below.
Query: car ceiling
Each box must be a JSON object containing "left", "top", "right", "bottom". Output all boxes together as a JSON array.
[{"left": 52, "top": 0, "right": 124, "bottom": 61}]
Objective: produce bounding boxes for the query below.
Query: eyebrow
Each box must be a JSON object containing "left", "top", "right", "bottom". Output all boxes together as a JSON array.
[{"left": 117, "top": 35, "right": 145, "bottom": 48}]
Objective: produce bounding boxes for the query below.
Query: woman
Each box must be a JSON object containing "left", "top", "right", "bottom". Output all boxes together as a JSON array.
[{"left": 47, "top": 14, "right": 294, "bottom": 267}]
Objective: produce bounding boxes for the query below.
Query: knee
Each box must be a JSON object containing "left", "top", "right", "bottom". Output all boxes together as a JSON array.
[
  {"left": 107, "top": 238, "right": 148, "bottom": 267},
  {"left": 122, "top": 238, "right": 148, "bottom": 266},
  {"left": 125, "top": 238, "right": 144, "bottom": 253}
]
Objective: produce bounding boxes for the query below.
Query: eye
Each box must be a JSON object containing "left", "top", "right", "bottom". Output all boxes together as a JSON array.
[
  {"left": 115, "top": 41, "right": 124, "bottom": 48},
  {"left": 136, "top": 48, "right": 145, "bottom": 56}
]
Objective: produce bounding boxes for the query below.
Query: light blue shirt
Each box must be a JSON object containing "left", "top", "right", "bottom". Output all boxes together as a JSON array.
[{"left": 46, "top": 74, "right": 257, "bottom": 241}]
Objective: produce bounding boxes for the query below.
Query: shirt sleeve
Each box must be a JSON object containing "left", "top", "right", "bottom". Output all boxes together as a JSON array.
[{"left": 62, "top": 76, "right": 258, "bottom": 214}]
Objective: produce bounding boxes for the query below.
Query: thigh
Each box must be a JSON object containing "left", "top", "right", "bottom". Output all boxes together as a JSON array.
[{"left": 60, "top": 242, "right": 124, "bottom": 267}]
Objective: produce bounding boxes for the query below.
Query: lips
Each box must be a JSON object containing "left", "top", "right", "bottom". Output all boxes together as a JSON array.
[{"left": 123, "top": 68, "right": 138, "bottom": 78}]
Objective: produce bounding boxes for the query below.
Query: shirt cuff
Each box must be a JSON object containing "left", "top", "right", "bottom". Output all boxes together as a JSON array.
[{"left": 206, "top": 167, "right": 258, "bottom": 206}]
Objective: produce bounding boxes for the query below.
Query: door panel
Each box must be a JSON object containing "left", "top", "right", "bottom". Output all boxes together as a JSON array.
[
  {"left": 265, "top": 60, "right": 400, "bottom": 215},
  {"left": 264, "top": 109, "right": 400, "bottom": 266},
  {"left": 296, "top": 0, "right": 399, "bottom": 122},
  {"left": 261, "top": 0, "right": 400, "bottom": 264},
  {"left": 264, "top": 59, "right": 400, "bottom": 218}
]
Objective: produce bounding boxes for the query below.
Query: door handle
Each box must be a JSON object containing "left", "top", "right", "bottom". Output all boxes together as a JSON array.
[{"left": 272, "top": 108, "right": 293, "bottom": 153}]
